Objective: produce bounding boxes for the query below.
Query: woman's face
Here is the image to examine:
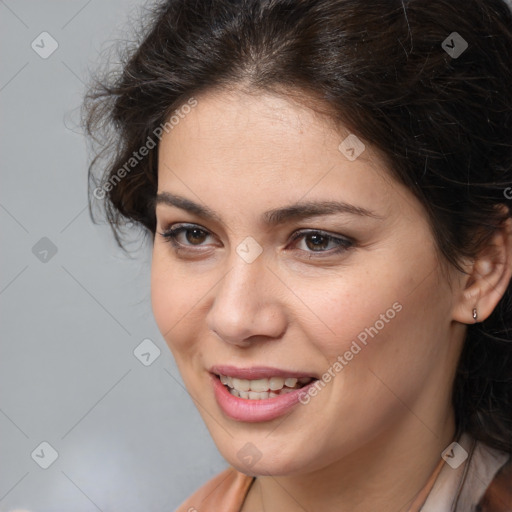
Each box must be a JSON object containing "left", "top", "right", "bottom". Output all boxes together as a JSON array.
[{"left": 151, "top": 89, "right": 465, "bottom": 476}]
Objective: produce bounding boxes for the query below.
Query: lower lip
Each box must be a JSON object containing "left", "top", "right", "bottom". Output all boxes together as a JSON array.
[{"left": 210, "top": 373, "right": 318, "bottom": 422}]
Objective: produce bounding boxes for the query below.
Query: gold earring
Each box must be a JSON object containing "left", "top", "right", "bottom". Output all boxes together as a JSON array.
[{"left": 472, "top": 307, "right": 478, "bottom": 322}]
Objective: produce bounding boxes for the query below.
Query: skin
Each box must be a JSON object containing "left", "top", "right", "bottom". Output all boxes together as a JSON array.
[{"left": 150, "top": 88, "right": 512, "bottom": 512}]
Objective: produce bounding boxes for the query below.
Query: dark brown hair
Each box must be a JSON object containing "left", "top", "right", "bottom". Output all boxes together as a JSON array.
[{"left": 83, "top": 0, "right": 512, "bottom": 452}]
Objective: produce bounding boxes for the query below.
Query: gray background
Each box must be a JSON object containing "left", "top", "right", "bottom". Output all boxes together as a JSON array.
[
  {"left": 0, "top": 1, "right": 226, "bottom": 511},
  {"left": 3, "top": 1, "right": 512, "bottom": 512}
]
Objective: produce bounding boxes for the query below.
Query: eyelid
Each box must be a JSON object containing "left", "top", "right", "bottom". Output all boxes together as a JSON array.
[
  {"left": 158, "top": 222, "right": 354, "bottom": 257},
  {"left": 159, "top": 222, "right": 217, "bottom": 245},
  {"left": 288, "top": 228, "right": 354, "bottom": 244},
  {"left": 158, "top": 223, "right": 350, "bottom": 244}
]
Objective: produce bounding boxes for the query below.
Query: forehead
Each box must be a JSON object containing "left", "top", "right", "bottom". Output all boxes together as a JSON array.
[
  {"left": 155, "top": 88, "right": 406, "bottom": 224},
  {"left": 159, "top": 89, "right": 374, "bottom": 171}
]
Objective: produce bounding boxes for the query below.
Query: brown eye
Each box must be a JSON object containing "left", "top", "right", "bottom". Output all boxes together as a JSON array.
[
  {"left": 289, "top": 229, "right": 354, "bottom": 256},
  {"left": 304, "top": 233, "right": 330, "bottom": 251},
  {"left": 159, "top": 224, "right": 214, "bottom": 248},
  {"left": 185, "top": 228, "right": 208, "bottom": 245}
]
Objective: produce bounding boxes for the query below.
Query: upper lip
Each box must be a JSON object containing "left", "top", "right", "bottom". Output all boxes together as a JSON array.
[{"left": 210, "top": 365, "right": 317, "bottom": 380}]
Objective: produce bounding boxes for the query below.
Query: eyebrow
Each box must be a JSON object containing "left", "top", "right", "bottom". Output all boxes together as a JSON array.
[{"left": 153, "top": 192, "right": 384, "bottom": 225}]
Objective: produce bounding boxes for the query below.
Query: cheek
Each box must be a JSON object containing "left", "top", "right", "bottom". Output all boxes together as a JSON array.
[
  {"left": 325, "top": 265, "right": 451, "bottom": 397},
  {"left": 150, "top": 252, "right": 202, "bottom": 355},
  {"left": 150, "top": 255, "right": 173, "bottom": 334},
  {"left": 300, "top": 252, "right": 447, "bottom": 374},
  {"left": 291, "top": 268, "right": 401, "bottom": 357}
]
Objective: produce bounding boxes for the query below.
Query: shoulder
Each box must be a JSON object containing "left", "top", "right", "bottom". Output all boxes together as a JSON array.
[
  {"left": 476, "top": 453, "right": 512, "bottom": 512},
  {"left": 175, "top": 466, "right": 255, "bottom": 512}
]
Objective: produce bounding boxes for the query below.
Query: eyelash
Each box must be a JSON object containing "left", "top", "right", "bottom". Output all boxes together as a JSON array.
[{"left": 158, "top": 223, "right": 354, "bottom": 257}]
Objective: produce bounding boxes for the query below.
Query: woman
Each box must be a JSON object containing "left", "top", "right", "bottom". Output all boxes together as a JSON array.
[{"left": 83, "top": 0, "right": 512, "bottom": 510}]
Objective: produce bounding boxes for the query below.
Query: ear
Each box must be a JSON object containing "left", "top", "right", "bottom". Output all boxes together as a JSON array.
[{"left": 452, "top": 210, "right": 512, "bottom": 324}]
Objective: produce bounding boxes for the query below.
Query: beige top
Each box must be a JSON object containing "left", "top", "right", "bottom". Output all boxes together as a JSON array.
[{"left": 175, "top": 432, "right": 511, "bottom": 511}]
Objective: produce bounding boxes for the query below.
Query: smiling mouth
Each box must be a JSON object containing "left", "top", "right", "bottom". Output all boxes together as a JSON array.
[{"left": 214, "top": 373, "right": 316, "bottom": 400}]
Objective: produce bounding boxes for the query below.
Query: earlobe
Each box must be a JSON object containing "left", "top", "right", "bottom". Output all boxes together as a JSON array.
[
  {"left": 452, "top": 284, "right": 480, "bottom": 324},
  {"left": 452, "top": 216, "right": 512, "bottom": 325}
]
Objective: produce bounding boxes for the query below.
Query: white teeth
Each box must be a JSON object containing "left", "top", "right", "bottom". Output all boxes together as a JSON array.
[
  {"left": 248, "top": 390, "right": 269, "bottom": 400},
  {"left": 227, "top": 389, "right": 270, "bottom": 400},
  {"left": 269, "top": 377, "right": 285, "bottom": 390},
  {"left": 232, "top": 378, "right": 250, "bottom": 392},
  {"left": 220, "top": 373, "right": 314, "bottom": 399},
  {"left": 250, "top": 378, "right": 270, "bottom": 392},
  {"left": 228, "top": 387, "right": 295, "bottom": 399}
]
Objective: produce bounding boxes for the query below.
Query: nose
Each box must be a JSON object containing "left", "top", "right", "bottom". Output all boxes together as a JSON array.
[{"left": 206, "top": 254, "right": 287, "bottom": 347}]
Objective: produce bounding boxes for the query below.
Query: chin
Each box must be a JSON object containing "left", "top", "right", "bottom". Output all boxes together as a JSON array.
[{"left": 219, "top": 439, "right": 311, "bottom": 477}]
